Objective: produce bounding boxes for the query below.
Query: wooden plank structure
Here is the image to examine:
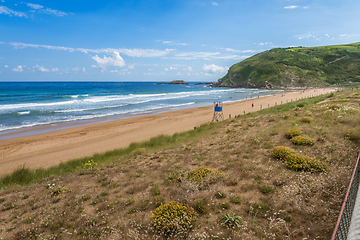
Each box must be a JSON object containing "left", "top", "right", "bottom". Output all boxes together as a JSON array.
[{"left": 212, "top": 102, "right": 224, "bottom": 122}]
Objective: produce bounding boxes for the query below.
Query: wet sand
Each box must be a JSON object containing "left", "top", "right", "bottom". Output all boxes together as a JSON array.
[{"left": 0, "top": 88, "right": 334, "bottom": 176}]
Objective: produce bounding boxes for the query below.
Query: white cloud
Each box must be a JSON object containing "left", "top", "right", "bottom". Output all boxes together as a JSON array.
[
  {"left": 225, "top": 48, "right": 256, "bottom": 53},
  {"left": 296, "top": 33, "right": 315, "bottom": 40},
  {"left": 51, "top": 68, "right": 59, "bottom": 72},
  {"left": 184, "top": 67, "right": 192, "bottom": 72},
  {"left": 0, "top": 6, "right": 27, "bottom": 17},
  {"left": 26, "top": 3, "right": 68, "bottom": 16},
  {"left": 202, "top": 64, "right": 228, "bottom": 74},
  {"left": 92, "top": 51, "right": 126, "bottom": 70},
  {"left": 162, "top": 40, "right": 187, "bottom": 46},
  {"left": 284, "top": 5, "right": 298, "bottom": 9},
  {"left": 0, "top": 42, "right": 4, "bottom": 44},
  {"left": 339, "top": 33, "right": 360, "bottom": 38},
  {"left": 12, "top": 66, "right": 23, "bottom": 72},
  {"left": 4, "top": 65, "right": 8, "bottom": 68},
  {"left": 41, "top": 8, "right": 67, "bottom": 17},
  {"left": 27, "top": 3, "right": 43, "bottom": 10},
  {"left": 32, "top": 65, "right": 50, "bottom": 72},
  {"left": 164, "top": 66, "right": 178, "bottom": 71},
  {"left": 127, "top": 64, "right": 135, "bottom": 70},
  {"left": 258, "top": 42, "right": 272, "bottom": 46},
  {"left": 72, "top": 67, "right": 86, "bottom": 72},
  {"left": 212, "top": 2, "right": 218, "bottom": 6},
  {"left": 215, "top": 55, "right": 250, "bottom": 60},
  {"left": 174, "top": 51, "right": 220, "bottom": 59},
  {"left": 118, "top": 48, "right": 175, "bottom": 57},
  {"left": 10, "top": 42, "right": 174, "bottom": 58},
  {"left": 38, "top": 65, "right": 49, "bottom": 72},
  {"left": 10, "top": 42, "right": 75, "bottom": 52}
]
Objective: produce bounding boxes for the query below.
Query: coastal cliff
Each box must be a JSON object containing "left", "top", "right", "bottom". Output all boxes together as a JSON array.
[{"left": 215, "top": 42, "right": 360, "bottom": 89}]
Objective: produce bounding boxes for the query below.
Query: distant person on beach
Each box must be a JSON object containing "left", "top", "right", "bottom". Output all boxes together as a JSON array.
[{"left": 252, "top": 103, "right": 254, "bottom": 108}]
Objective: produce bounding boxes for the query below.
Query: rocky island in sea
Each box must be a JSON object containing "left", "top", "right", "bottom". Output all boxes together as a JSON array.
[{"left": 157, "top": 80, "right": 189, "bottom": 85}]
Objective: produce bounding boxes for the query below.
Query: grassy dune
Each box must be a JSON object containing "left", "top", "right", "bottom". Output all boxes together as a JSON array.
[{"left": 1, "top": 88, "right": 360, "bottom": 239}]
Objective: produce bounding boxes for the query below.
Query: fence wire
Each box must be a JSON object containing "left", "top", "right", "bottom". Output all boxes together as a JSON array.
[{"left": 332, "top": 153, "right": 360, "bottom": 240}]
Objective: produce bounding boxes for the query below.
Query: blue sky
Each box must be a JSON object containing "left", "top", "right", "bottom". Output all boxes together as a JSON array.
[{"left": 1, "top": 0, "right": 360, "bottom": 81}]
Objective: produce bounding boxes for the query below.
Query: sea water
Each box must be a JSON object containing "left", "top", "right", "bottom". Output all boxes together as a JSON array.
[{"left": 0, "top": 82, "right": 281, "bottom": 137}]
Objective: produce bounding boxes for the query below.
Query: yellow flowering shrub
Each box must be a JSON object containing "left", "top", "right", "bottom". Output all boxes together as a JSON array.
[
  {"left": 290, "top": 136, "right": 315, "bottom": 146},
  {"left": 346, "top": 129, "right": 360, "bottom": 142},
  {"left": 186, "top": 167, "right": 224, "bottom": 189},
  {"left": 299, "top": 116, "right": 313, "bottom": 123},
  {"left": 285, "top": 154, "right": 327, "bottom": 173},
  {"left": 284, "top": 128, "right": 303, "bottom": 139},
  {"left": 150, "top": 201, "right": 197, "bottom": 237},
  {"left": 82, "top": 159, "right": 97, "bottom": 170},
  {"left": 270, "top": 146, "right": 327, "bottom": 173},
  {"left": 269, "top": 146, "right": 296, "bottom": 160}
]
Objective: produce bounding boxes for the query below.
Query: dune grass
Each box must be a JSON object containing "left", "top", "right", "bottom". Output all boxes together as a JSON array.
[{"left": 0, "top": 122, "right": 220, "bottom": 189}]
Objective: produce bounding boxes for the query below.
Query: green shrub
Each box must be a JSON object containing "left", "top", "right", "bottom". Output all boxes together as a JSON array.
[
  {"left": 290, "top": 136, "right": 315, "bottom": 146},
  {"left": 48, "top": 185, "right": 70, "bottom": 196},
  {"left": 150, "top": 185, "right": 161, "bottom": 196},
  {"left": 214, "top": 191, "right": 227, "bottom": 199},
  {"left": 283, "top": 114, "right": 290, "bottom": 119},
  {"left": 333, "top": 99, "right": 350, "bottom": 102},
  {"left": 269, "top": 146, "right": 296, "bottom": 160},
  {"left": 229, "top": 196, "right": 241, "bottom": 204},
  {"left": 81, "top": 195, "right": 90, "bottom": 201},
  {"left": 219, "top": 202, "right": 230, "bottom": 209},
  {"left": 186, "top": 167, "right": 223, "bottom": 189},
  {"left": 346, "top": 129, "right": 360, "bottom": 142},
  {"left": 150, "top": 201, "right": 197, "bottom": 237},
  {"left": 193, "top": 200, "right": 207, "bottom": 214},
  {"left": 166, "top": 172, "right": 181, "bottom": 182},
  {"left": 299, "top": 116, "right": 313, "bottom": 123},
  {"left": 284, "top": 129, "right": 303, "bottom": 139},
  {"left": 258, "top": 185, "right": 274, "bottom": 194},
  {"left": 153, "top": 197, "right": 165, "bottom": 207},
  {"left": 297, "top": 103, "right": 304, "bottom": 108},
  {"left": 219, "top": 213, "right": 243, "bottom": 229}
]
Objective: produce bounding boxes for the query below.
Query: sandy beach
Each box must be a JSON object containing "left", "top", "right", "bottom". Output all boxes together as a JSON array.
[{"left": 0, "top": 88, "right": 334, "bottom": 176}]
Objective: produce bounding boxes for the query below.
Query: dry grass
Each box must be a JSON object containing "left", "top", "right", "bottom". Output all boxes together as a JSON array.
[{"left": 1, "top": 89, "right": 360, "bottom": 239}]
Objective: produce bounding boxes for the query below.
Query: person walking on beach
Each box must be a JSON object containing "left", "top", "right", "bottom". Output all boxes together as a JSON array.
[{"left": 252, "top": 103, "right": 254, "bottom": 108}]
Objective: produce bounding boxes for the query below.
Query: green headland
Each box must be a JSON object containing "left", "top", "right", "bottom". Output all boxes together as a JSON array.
[{"left": 216, "top": 42, "right": 360, "bottom": 88}]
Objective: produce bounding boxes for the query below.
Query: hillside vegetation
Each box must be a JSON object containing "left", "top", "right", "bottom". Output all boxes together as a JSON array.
[
  {"left": 217, "top": 42, "right": 360, "bottom": 88},
  {"left": 1, "top": 89, "right": 360, "bottom": 239}
]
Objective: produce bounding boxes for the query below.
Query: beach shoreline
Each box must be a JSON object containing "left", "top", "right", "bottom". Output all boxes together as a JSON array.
[{"left": 0, "top": 88, "right": 335, "bottom": 176}]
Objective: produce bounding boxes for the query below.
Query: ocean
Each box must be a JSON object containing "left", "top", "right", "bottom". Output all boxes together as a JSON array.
[{"left": 0, "top": 82, "right": 282, "bottom": 138}]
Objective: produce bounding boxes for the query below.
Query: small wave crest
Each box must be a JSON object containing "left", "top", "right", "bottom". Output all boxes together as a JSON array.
[{"left": 17, "top": 111, "right": 30, "bottom": 115}]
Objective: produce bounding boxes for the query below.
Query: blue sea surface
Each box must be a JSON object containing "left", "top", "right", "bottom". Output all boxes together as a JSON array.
[{"left": 0, "top": 82, "right": 281, "bottom": 137}]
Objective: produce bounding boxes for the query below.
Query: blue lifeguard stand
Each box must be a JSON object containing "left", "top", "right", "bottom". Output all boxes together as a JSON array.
[{"left": 212, "top": 102, "right": 224, "bottom": 122}]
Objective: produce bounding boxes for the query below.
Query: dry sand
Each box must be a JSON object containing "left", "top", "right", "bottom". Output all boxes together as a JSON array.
[{"left": 0, "top": 88, "right": 335, "bottom": 176}]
